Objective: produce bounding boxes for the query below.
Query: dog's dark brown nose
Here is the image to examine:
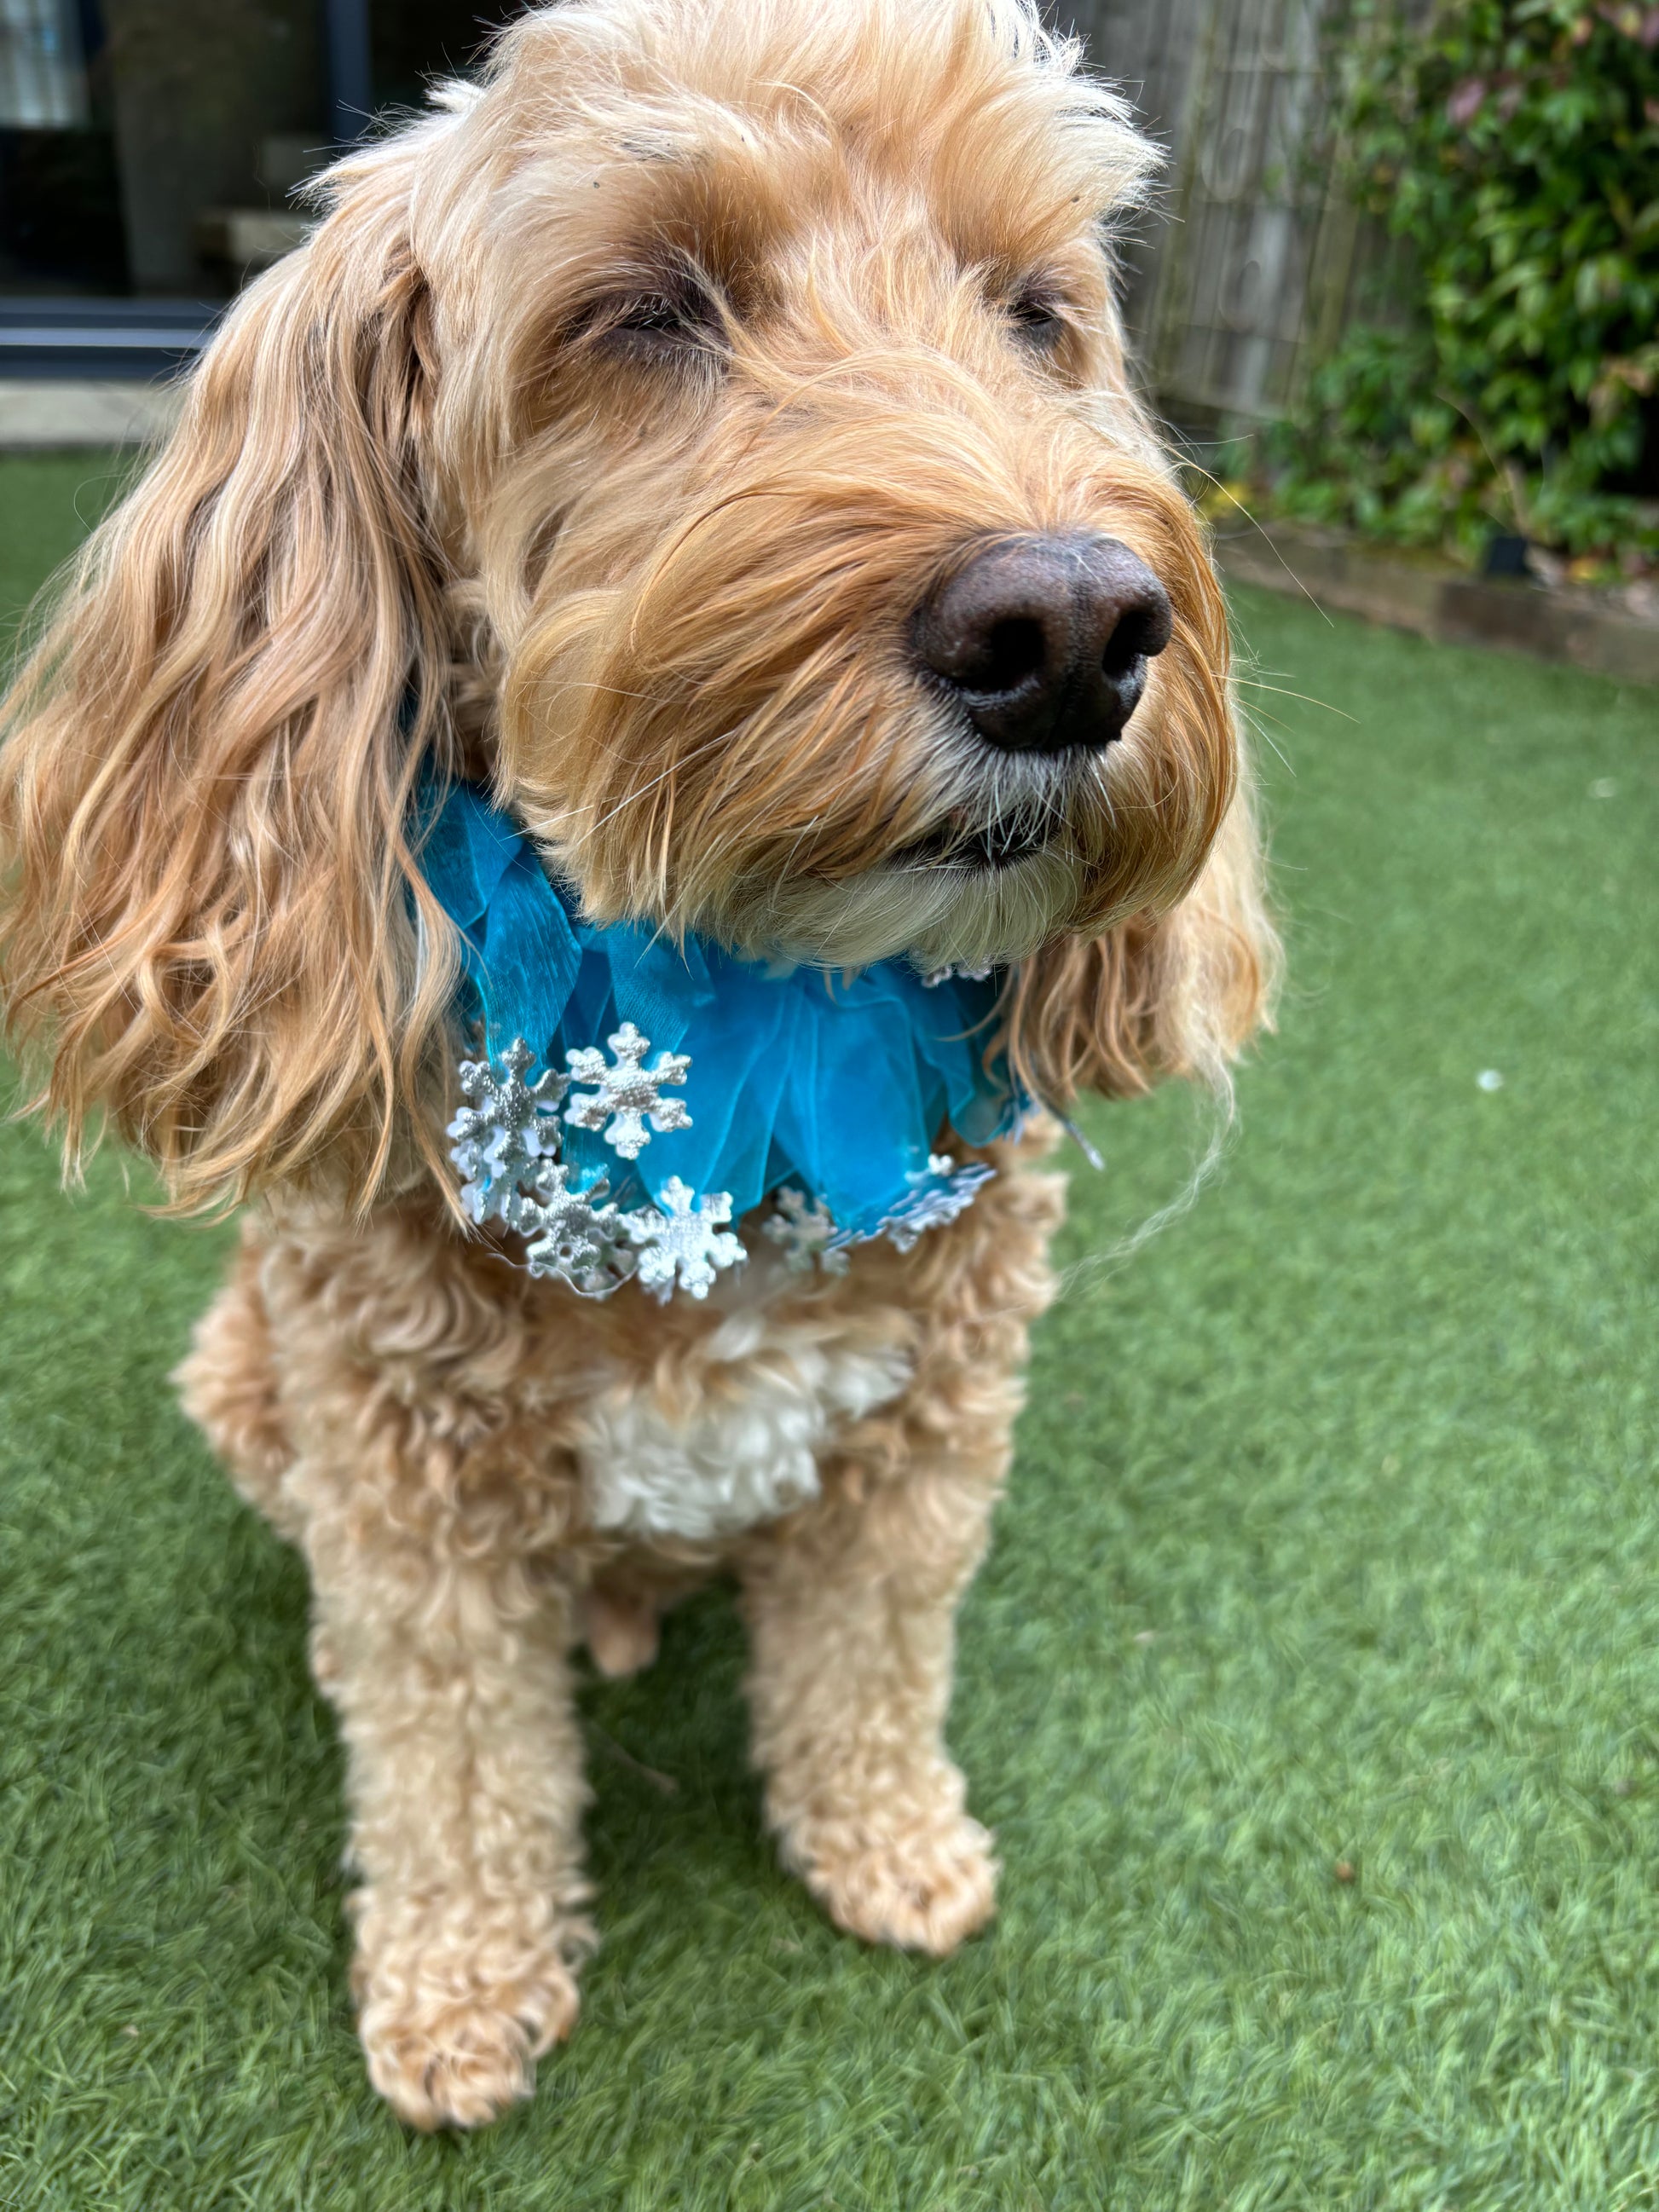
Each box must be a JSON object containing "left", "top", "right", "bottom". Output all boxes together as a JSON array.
[{"left": 912, "top": 534, "right": 1173, "bottom": 754}]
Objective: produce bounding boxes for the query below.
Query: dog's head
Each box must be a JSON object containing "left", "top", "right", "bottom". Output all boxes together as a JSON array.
[{"left": 0, "top": 0, "right": 1275, "bottom": 1211}]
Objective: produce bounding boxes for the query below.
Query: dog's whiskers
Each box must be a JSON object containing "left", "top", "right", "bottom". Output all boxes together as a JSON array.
[{"left": 1233, "top": 675, "right": 1353, "bottom": 721}]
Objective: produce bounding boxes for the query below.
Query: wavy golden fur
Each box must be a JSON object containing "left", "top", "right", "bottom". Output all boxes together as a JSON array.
[{"left": 0, "top": 0, "right": 1275, "bottom": 2130}]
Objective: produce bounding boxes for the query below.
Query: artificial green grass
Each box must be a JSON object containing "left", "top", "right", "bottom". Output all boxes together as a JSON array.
[
  {"left": 3, "top": 450, "right": 1658, "bottom": 2209},
  {"left": 0, "top": 452, "right": 136, "bottom": 649}
]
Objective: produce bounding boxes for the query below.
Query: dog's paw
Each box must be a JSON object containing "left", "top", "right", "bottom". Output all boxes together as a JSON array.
[
  {"left": 795, "top": 1813, "right": 999, "bottom": 1955},
  {"left": 583, "top": 1585, "right": 662, "bottom": 1679},
  {"left": 356, "top": 1949, "right": 582, "bottom": 2130}
]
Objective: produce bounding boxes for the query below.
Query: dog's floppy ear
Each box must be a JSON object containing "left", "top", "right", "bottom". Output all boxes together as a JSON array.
[
  {"left": 0, "top": 149, "right": 461, "bottom": 1212},
  {"left": 1006, "top": 783, "right": 1277, "bottom": 1105}
]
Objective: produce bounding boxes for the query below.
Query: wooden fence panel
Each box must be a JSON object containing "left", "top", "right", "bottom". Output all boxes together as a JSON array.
[{"left": 1057, "top": 0, "right": 1386, "bottom": 430}]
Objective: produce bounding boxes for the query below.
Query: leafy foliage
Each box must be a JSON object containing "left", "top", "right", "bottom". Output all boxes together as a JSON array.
[{"left": 1269, "top": 0, "right": 1659, "bottom": 565}]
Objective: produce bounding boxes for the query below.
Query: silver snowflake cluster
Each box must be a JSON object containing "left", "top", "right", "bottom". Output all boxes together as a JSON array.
[
  {"left": 564, "top": 1022, "right": 691, "bottom": 1160},
  {"left": 761, "top": 1186, "right": 850, "bottom": 1276},
  {"left": 625, "top": 1178, "right": 746, "bottom": 1302},
  {"left": 919, "top": 960, "right": 996, "bottom": 989},
  {"left": 448, "top": 1040, "right": 568, "bottom": 1227},
  {"left": 775, "top": 1156, "right": 997, "bottom": 1273},
  {"left": 872, "top": 1152, "right": 997, "bottom": 1254},
  {"left": 449, "top": 1031, "right": 749, "bottom": 1302},
  {"left": 449, "top": 1028, "right": 999, "bottom": 1302},
  {"left": 448, "top": 1043, "right": 630, "bottom": 1295}
]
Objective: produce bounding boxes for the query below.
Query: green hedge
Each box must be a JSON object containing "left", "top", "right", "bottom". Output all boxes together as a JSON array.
[{"left": 1266, "top": 0, "right": 1659, "bottom": 569}]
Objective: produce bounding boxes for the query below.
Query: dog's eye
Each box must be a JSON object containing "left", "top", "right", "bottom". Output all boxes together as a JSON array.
[
  {"left": 1005, "top": 290, "right": 1066, "bottom": 350},
  {"left": 595, "top": 274, "right": 725, "bottom": 362},
  {"left": 618, "top": 293, "right": 702, "bottom": 337}
]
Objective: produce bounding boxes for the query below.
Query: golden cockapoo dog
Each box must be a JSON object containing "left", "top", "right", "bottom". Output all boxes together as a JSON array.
[{"left": 0, "top": 0, "right": 1275, "bottom": 2128}]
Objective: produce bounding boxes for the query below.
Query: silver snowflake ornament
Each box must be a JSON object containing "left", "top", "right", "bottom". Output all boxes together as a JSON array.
[
  {"left": 624, "top": 1177, "right": 747, "bottom": 1302},
  {"left": 447, "top": 1037, "right": 569, "bottom": 1226},
  {"left": 919, "top": 960, "right": 996, "bottom": 988},
  {"left": 512, "top": 1158, "right": 629, "bottom": 1296},
  {"left": 761, "top": 1186, "right": 849, "bottom": 1276},
  {"left": 564, "top": 1022, "right": 692, "bottom": 1160},
  {"left": 878, "top": 1152, "right": 997, "bottom": 1254}
]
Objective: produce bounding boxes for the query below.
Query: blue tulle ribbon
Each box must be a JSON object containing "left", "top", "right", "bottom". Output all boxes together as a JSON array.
[{"left": 418, "top": 782, "right": 1021, "bottom": 1239}]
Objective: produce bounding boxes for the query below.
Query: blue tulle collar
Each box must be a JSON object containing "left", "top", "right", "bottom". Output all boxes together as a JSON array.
[{"left": 419, "top": 782, "right": 1023, "bottom": 1298}]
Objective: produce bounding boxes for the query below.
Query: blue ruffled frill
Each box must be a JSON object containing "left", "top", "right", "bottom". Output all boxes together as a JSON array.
[{"left": 418, "top": 782, "right": 1021, "bottom": 1239}]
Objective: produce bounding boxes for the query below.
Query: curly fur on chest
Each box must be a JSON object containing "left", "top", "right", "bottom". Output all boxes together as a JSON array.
[
  {"left": 569, "top": 1290, "right": 916, "bottom": 1539},
  {"left": 179, "top": 1136, "right": 1066, "bottom": 1574}
]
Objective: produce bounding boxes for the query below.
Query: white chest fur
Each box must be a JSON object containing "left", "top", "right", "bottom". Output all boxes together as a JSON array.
[{"left": 572, "top": 1282, "right": 912, "bottom": 1542}]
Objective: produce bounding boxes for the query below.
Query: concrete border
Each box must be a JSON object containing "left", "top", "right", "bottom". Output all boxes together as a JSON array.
[
  {"left": 1214, "top": 523, "right": 1659, "bottom": 687},
  {"left": 0, "top": 379, "right": 183, "bottom": 450}
]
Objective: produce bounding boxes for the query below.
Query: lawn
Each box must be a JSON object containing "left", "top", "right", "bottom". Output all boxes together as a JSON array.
[{"left": 3, "top": 453, "right": 1657, "bottom": 2210}]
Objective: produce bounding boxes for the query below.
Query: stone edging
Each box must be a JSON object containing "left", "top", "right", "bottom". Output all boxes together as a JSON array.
[
  {"left": 0, "top": 379, "right": 184, "bottom": 452},
  {"left": 1214, "top": 523, "right": 1659, "bottom": 687}
]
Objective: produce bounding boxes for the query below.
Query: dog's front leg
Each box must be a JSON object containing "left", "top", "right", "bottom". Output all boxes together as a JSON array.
[
  {"left": 739, "top": 1453, "right": 1003, "bottom": 1955},
  {"left": 300, "top": 1480, "right": 592, "bottom": 2129}
]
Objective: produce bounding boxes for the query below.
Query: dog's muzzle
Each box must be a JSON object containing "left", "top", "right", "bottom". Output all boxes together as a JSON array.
[{"left": 912, "top": 531, "right": 1172, "bottom": 756}]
